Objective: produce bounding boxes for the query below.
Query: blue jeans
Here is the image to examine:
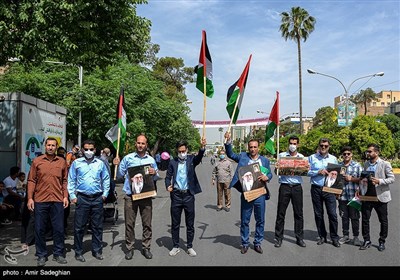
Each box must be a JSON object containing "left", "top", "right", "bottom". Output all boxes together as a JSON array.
[
  {"left": 74, "top": 194, "right": 104, "bottom": 255},
  {"left": 34, "top": 202, "right": 64, "bottom": 258},
  {"left": 240, "top": 194, "right": 266, "bottom": 247}
]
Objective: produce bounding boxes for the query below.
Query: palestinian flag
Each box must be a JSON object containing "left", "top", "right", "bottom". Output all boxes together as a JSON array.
[
  {"left": 347, "top": 196, "right": 362, "bottom": 211},
  {"left": 265, "top": 91, "right": 280, "bottom": 155},
  {"left": 226, "top": 55, "right": 252, "bottom": 124},
  {"left": 195, "top": 30, "right": 214, "bottom": 98},
  {"left": 105, "top": 86, "right": 126, "bottom": 156}
]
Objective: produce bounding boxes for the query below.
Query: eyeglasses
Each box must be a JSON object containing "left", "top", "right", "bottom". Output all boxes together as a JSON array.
[
  {"left": 319, "top": 144, "right": 329, "bottom": 148},
  {"left": 342, "top": 152, "right": 351, "bottom": 156},
  {"left": 83, "top": 148, "right": 94, "bottom": 151},
  {"left": 366, "top": 150, "right": 374, "bottom": 153}
]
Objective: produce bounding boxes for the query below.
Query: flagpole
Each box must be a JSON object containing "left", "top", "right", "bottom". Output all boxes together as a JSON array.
[
  {"left": 276, "top": 91, "right": 280, "bottom": 176},
  {"left": 114, "top": 125, "right": 121, "bottom": 180},
  {"left": 225, "top": 93, "right": 240, "bottom": 143},
  {"left": 202, "top": 75, "right": 207, "bottom": 139}
]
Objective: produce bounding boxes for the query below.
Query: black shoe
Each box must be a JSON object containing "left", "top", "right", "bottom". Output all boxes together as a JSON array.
[
  {"left": 240, "top": 246, "right": 248, "bottom": 254},
  {"left": 52, "top": 255, "right": 67, "bottom": 264},
  {"left": 254, "top": 245, "right": 263, "bottom": 254},
  {"left": 37, "top": 256, "right": 47, "bottom": 267},
  {"left": 216, "top": 207, "right": 222, "bottom": 211},
  {"left": 142, "top": 248, "right": 153, "bottom": 259},
  {"left": 332, "top": 240, "right": 341, "bottom": 248},
  {"left": 75, "top": 254, "right": 86, "bottom": 262},
  {"left": 359, "top": 240, "right": 372, "bottom": 250},
  {"left": 93, "top": 252, "right": 104, "bottom": 260},
  {"left": 274, "top": 239, "right": 282, "bottom": 248},
  {"left": 378, "top": 242, "right": 385, "bottom": 252},
  {"left": 225, "top": 207, "right": 230, "bottom": 212},
  {"left": 317, "top": 237, "right": 327, "bottom": 245},
  {"left": 296, "top": 239, "right": 306, "bottom": 247},
  {"left": 125, "top": 249, "right": 134, "bottom": 260}
]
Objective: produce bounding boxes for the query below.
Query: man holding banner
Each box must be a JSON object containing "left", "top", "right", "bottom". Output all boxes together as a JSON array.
[{"left": 224, "top": 131, "right": 272, "bottom": 255}]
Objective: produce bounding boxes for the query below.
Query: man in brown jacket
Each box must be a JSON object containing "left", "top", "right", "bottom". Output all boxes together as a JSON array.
[{"left": 27, "top": 137, "right": 69, "bottom": 267}]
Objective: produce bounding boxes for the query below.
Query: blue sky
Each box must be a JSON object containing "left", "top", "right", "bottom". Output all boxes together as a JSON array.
[{"left": 137, "top": 0, "right": 400, "bottom": 143}]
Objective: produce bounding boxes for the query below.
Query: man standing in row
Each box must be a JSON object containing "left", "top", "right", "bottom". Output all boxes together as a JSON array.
[
  {"left": 338, "top": 146, "right": 362, "bottom": 246},
  {"left": 211, "top": 150, "right": 233, "bottom": 212},
  {"left": 274, "top": 135, "right": 306, "bottom": 248},
  {"left": 27, "top": 137, "right": 69, "bottom": 267},
  {"left": 114, "top": 134, "right": 158, "bottom": 260},
  {"left": 224, "top": 132, "right": 272, "bottom": 255},
  {"left": 307, "top": 137, "right": 340, "bottom": 247},
  {"left": 360, "top": 143, "right": 395, "bottom": 251},
  {"left": 166, "top": 138, "right": 206, "bottom": 257},
  {"left": 68, "top": 139, "right": 110, "bottom": 262}
]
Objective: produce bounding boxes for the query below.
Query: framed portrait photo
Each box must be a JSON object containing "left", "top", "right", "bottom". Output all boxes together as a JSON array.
[
  {"left": 128, "top": 164, "right": 156, "bottom": 201},
  {"left": 239, "top": 163, "right": 268, "bottom": 202},
  {"left": 358, "top": 171, "right": 378, "bottom": 201},
  {"left": 322, "top": 163, "right": 344, "bottom": 195}
]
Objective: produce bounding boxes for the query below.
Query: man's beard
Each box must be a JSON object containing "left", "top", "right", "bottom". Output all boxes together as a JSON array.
[
  {"left": 244, "top": 180, "right": 253, "bottom": 191},
  {"left": 135, "top": 182, "right": 144, "bottom": 193}
]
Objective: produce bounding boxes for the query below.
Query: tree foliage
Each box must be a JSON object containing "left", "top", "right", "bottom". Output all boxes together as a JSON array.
[
  {"left": 0, "top": 0, "right": 151, "bottom": 69},
  {"left": 376, "top": 114, "right": 400, "bottom": 158},
  {"left": 350, "top": 87, "right": 378, "bottom": 115},
  {"left": 0, "top": 59, "right": 200, "bottom": 155}
]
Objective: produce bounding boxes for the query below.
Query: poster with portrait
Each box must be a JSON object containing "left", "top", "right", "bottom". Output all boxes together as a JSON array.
[
  {"left": 358, "top": 171, "right": 378, "bottom": 201},
  {"left": 276, "top": 157, "right": 310, "bottom": 176},
  {"left": 322, "top": 163, "right": 344, "bottom": 195},
  {"left": 239, "top": 163, "right": 267, "bottom": 202},
  {"left": 128, "top": 164, "right": 156, "bottom": 201}
]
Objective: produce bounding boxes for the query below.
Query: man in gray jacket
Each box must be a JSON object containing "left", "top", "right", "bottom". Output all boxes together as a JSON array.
[
  {"left": 211, "top": 150, "right": 233, "bottom": 212},
  {"left": 359, "top": 143, "right": 395, "bottom": 252}
]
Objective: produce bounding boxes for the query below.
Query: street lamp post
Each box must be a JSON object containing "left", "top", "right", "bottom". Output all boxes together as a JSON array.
[{"left": 307, "top": 69, "right": 384, "bottom": 126}]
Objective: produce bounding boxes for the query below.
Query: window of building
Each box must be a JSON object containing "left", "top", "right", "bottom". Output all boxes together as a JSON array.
[
  {"left": 373, "top": 102, "right": 376, "bottom": 106},
  {"left": 387, "top": 94, "right": 391, "bottom": 99},
  {"left": 387, "top": 102, "right": 391, "bottom": 105},
  {"left": 381, "top": 102, "right": 385, "bottom": 106},
  {"left": 394, "top": 97, "right": 396, "bottom": 101}
]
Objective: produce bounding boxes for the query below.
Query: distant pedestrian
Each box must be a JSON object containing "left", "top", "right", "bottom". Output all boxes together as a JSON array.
[{"left": 211, "top": 150, "right": 233, "bottom": 212}]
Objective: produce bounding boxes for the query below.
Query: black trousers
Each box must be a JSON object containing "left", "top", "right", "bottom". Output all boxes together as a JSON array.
[
  {"left": 170, "top": 190, "right": 195, "bottom": 249},
  {"left": 274, "top": 184, "right": 304, "bottom": 241},
  {"left": 338, "top": 200, "right": 360, "bottom": 237},
  {"left": 361, "top": 200, "right": 388, "bottom": 243}
]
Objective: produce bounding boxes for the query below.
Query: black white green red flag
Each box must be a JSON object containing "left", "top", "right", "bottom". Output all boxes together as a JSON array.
[
  {"left": 105, "top": 87, "right": 126, "bottom": 156},
  {"left": 265, "top": 91, "right": 280, "bottom": 155},
  {"left": 195, "top": 30, "right": 214, "bottom": 98},
  {"left": 226, "top": 54, "right": 252, "bottom": 124}
]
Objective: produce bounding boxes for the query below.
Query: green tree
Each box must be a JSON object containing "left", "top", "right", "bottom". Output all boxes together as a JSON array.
[
  {"left": 377, "top": 114, "right": 400, "bottom": 158},
  {"left": 0, "top": 0, "right": 151, "bottom": 69},
  {"left": 349, "top": 115, "right": 395, "bottom": 159},
  {"left": 350, "top": 87, "right": 378, "bottom": 115},
  {"left": 313, "top": 106, "right": 336, "bottom": 128},
  {"left": 280, "top": 7, "right": 316, "bottom": 134}
]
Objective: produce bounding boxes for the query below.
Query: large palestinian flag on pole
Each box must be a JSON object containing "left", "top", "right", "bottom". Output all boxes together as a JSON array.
[
  {"left": 265, "top": 91, "right": 280, "bottom": 155},
  {"left": 195, "top": 30, "right": 214, "bottom": 98},
  {"left": 226, "top": 55, "right": 252, "bottom": 124}
]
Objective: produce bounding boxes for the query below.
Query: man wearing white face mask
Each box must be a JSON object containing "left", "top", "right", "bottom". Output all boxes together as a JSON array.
[
  {"left": 165, "top": 138, "right": 206, "bottom": 257},
  {"left": 211, "top": 150, "right": 233, "bottom": 212},
  {"left": 274, "top": 135, "right": 306, "bottom": 248},
  {"left": 68, "top": 139, "right": 110, "bottom": 262}
]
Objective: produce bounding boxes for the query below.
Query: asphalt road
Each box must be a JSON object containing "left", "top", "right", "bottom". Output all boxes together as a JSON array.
[{"left": 1, "top": 159, "right": 399, "bottom": 269}]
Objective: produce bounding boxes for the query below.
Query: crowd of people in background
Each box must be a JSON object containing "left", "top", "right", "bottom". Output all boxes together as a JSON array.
[{"left": 0, "top": 134, "right": 396, "bottom": 266}]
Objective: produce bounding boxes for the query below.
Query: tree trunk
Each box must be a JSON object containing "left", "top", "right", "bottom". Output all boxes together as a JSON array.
[{"left": 297, "top": 36, "right": 303, "bottom": 135}]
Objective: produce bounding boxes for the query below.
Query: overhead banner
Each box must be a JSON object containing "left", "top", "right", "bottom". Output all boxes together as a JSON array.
[{"left": 337, "top": 104, "right": 346, "bottom": 126}]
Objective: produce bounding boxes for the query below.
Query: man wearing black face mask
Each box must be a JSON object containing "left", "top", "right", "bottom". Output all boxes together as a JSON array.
[
  {"left": 273, "top": 135, "right": 306, "bottom": 248},
  {"left": 67, "top": 139, "right": 110, "bottom": 262},
  {"left": 165, "top": 138, "right": 206, "bottom": 257}
]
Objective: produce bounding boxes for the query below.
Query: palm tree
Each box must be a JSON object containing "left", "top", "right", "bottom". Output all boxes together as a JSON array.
[
  {"left": 280, "top": 7, "right": 316, "bottom": 134},
  {"left": 350, "top": 87, "right": 379, "bottom": 115}
]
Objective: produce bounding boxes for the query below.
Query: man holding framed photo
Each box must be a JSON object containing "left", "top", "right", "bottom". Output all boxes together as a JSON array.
[{"left": 359, "top": 144, "right": 395, "bottom": 252}]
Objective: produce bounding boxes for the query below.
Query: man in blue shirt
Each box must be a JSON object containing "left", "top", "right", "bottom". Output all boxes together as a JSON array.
[
  {"left": 307, "top": 137, "right": 340, "bottom": 247},
  {"left": 274, "top": 135, "right": 306, "bottom": 248},
  {"left": 68, "top": 139, "right": 110, "bottom": 262},
  {"left": 114, "top": 134, "right": 158, "bottom": 260},
  {"left": 224, "top": 132, "right": 272, "bottom": 255},
  {"left": 165, "top": 138, "right": 206, "bottom": 257}
]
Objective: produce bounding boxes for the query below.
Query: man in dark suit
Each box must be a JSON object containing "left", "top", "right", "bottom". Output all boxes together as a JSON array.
[{"left": 165, "top": 138, "right": 206, "bottom": 257}]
